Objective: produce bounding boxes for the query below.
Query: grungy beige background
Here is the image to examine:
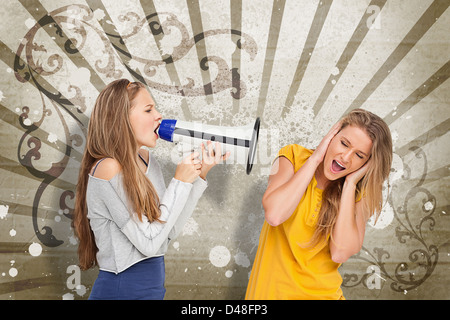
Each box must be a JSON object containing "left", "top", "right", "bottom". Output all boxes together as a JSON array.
[{"left": 0, "top": 0, "right": 449, "bottom": 299}]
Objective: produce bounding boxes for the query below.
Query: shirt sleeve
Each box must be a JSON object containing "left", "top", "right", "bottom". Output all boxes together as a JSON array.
[
  {"left": 276, "top": 144, "right": 313, "bottom": 172},
  {"left": 167, "top": 176, "right": 208, "bottom": 241},
  {"left": 276, "top": 144, "right": 296, "bottom": 166},
  {"left": 105, "top": 175, "right": 194, "bottom": 257}
]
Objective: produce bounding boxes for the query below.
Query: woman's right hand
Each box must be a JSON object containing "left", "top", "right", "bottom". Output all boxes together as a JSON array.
[
  {"left": 174, "top": 151, "right": 202, "bottom": 183},
  {"left": 310, "top": 121, "right": 342, "bottom": 165}
]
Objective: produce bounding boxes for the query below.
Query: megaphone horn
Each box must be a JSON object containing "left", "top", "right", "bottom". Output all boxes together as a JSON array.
[{"left": 158, "top": 118, "right": 261, "bottom": 174}]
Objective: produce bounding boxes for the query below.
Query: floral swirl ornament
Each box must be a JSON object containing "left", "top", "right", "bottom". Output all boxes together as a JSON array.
[
  {"left": 342, "top": 147, "right": 438, "bottom": 293},
  {"left": 109, "top": 10, "right": 257, "bottom": 98},
  {"left": 14, "top": 4, "right": 122, "bottom": 89},
  {"left": 14, "top": 6, "right": 89, "bottom": 247},
  {"left": 16, "top": 92, "right": 82, "bottom": 247}
]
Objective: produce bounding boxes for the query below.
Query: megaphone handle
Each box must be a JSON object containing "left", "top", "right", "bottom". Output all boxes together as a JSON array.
[
  {"left": 176, "top": 143, "right": 197, "bottom": 162},
  {"left": 177, "top": 142, "right": 199, "bottom": 154},
  {"left": 177, "top": 141, "right": 227, "bottom": 160}
]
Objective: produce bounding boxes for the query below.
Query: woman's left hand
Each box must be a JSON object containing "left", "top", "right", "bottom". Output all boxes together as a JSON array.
[
  {"left": 199, "top": 141, "right": 231, "bottom": 180},
  {"left": 346, "top": 159, "right": 371, "bottom": 186}
]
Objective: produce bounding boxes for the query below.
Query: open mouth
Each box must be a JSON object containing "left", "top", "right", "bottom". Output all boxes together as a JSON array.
[
  {"left": 331, "top": 160, "right": 346, "bottom": 173},
  {"left": 154, "top": 123, "right": 160, "bottom": 138}
]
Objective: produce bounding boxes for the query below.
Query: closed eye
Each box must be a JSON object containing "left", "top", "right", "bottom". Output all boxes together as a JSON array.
[
  {"left": 342, "top": 139, "right": 365, "bottom": 159},
  {"left": 144, "top": 103, "right": 154, "bottom": 113}
]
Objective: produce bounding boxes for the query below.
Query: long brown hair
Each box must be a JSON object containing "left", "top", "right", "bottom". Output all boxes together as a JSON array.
[
  {"left": 309, "top": 108, "right": 392, "bottom": 247},
  {"left": 73, "top": 79, "right": 161, "bottom": 270}
]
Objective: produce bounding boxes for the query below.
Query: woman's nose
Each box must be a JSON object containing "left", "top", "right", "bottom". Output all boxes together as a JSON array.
[
  {"left": 342, "top": 150, "right": 352, "bottom": 163},
  {"left": 155, "top": 109, "right": 162, "bottom": 121}
]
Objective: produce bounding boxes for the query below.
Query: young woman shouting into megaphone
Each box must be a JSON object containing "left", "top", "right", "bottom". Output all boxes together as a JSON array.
[
  {"left": 73, "top": 79, "right": 229, "bottom": 300},
  {"left": 246, "top": 109, "right": 392, "bottom": 300}
]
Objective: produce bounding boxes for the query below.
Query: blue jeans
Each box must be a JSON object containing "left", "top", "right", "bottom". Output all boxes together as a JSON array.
[{"left": 89, "top": 256, "right": 165, "bottom": 300}]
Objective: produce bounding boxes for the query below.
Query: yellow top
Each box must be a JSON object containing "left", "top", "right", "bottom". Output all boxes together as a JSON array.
[{"left": 245, "top": 144, "right": 344, "bottom": 300}]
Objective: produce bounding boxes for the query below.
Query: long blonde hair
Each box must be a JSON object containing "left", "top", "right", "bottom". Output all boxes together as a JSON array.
[
  {"left": 73, "top": 79, "right": 161, "bottom": 270},
  {"left": 309, "top": 108, "right": 392, "bottom": 247}
]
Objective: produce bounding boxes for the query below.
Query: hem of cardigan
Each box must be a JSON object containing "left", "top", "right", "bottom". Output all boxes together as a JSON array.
[{"left": 98, "top": 254, "right": 165, "bottom": 274}]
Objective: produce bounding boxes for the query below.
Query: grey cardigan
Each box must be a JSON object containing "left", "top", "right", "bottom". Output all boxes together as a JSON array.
[{"left": 86, "top": 153, "right": 207, "bottom": 274}]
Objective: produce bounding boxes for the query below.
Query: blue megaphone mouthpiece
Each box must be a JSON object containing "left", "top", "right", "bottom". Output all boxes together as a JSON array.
[{"left": 158, "top": 119, "right": 177, "bottom": 142}]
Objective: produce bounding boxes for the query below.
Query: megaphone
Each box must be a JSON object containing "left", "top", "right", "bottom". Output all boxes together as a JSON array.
[{"left": 158, "top": 118, "right": 260, "bottom": 174}]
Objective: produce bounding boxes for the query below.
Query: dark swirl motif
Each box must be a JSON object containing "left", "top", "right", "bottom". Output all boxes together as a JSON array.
[
  {"left": 16, "top": 92, "right": 82, "bottom": 247},
  {"left": 109, "top": 10, "right": 257, "bottom": 98},
  {"left": 13, "top": 6, "right": 91, "bottom": 247},
  {"left": 342, "top": 147, "right": 438, "bottom": 293},
  {"left": 14, "top": 8, "right": 90, "bottom": 125}
]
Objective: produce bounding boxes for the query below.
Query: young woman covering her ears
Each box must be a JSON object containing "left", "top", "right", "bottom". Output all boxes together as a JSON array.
[
  {"left": 245, "top": 109, "right": 392, "bottom": 300},
  {"left": 73, "top": 79, "right": 229, "bottom": 300}
]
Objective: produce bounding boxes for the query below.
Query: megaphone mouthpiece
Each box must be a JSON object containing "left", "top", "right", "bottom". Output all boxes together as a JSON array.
[{"left": 158, "top": 119, "right": 177, "bottom": 142}]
